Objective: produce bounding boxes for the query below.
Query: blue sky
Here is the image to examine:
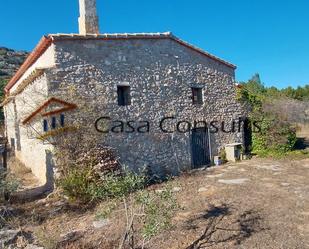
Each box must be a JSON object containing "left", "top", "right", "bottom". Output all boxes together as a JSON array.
[{"left": 1, "top": 0, "right": 308, "bottom": 88}]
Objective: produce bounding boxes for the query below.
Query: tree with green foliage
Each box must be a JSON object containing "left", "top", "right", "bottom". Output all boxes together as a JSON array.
[
  {"left": 244, "top": 73, "right": 266, "bottom": 94},
  {"left": 281, "top": 84, "right": 309, "bottom": 101},
  {"left": 237, "top": 74, "right": 297, "bottom": 157}
]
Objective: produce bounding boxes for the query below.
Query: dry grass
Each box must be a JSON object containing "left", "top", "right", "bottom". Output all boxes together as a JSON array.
[
  {"left": 9, "top": 158, "right": 31, "bottom": 175},
  {"left": 2, "top": 157, "right": 309, "bottom": 248},
  {"left": 296, "top": 123, "right": 309, "bottom": 138},
  {"left": 34, "top": 227, "right": 60, "bottom": 249},
  {"left": 8, "top": 158, "right": 41, "bottom": 189}
]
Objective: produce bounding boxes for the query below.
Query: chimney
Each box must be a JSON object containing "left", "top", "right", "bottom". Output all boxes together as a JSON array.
[{"left": 78, "top": 0, "right": 99, "bottom": 35}]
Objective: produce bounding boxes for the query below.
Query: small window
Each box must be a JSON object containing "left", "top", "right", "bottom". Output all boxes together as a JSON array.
[
  {"left": 192, "top": 87, "right": 203, "bottom": 105},
  {"left": 43, "top": 119, "right": 48, "bottom": 132},
  {"left": 60, "top": 114, "right": 65, "bottom": 127},
  {"left": 51, "top": 117, "right": 57, "bottom": 129},
  {"left": 117, "top": 86, "right": 131, "bottom": 106}
]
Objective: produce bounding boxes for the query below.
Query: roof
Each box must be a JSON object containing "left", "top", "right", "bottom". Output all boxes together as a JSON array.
[
  {"left": 5, "top": 36, "right": 53, "bottom": 93},
  {"left": 1, "top": 68, "right": 46, "bottom": 106},
  {"left": 5, "top": 32, "right": 236, "bottom": 94},
  {"left": 22, "top": 97, "right": 77, "bottom": 125}
]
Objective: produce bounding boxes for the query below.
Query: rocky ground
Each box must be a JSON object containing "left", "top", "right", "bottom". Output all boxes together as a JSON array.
[{"left": 1, "top": 157, "right": 309, "bottom": 249}]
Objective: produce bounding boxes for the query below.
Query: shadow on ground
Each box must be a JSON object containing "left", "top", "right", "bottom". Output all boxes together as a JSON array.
[
  {"left": 295, "top": 137, "right": 309, "bottom": 150},
  {"left": 185, "top": 204, "right": 268, "bottom": 249}
]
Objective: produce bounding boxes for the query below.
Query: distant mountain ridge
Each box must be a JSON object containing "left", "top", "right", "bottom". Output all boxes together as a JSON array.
[{"left": 0, "top": 47, "right": 29, "bottom": 82}]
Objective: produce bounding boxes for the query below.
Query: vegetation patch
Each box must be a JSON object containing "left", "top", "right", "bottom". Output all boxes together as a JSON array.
[
  {"left": 58, "top": 167, "right": 146, "bottom": 203},
  {"left": 0, "top": 169, "right": 19, "bottom": 202},
  {"left": 237, "top": 74, "right": 300, "bottom": 157}
]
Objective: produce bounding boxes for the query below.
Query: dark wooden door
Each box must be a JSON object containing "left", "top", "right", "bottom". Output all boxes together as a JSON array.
[
  {"left": 191, "top": 128, "right": 211, "bottom": 168},
  {"left": 243, "top": 118, "right": 252, "bottom": 154}
]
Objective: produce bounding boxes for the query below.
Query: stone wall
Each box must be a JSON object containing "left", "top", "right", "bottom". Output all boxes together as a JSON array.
[{"left": 48, "top": 38, "right": 244, "bottom": 175}]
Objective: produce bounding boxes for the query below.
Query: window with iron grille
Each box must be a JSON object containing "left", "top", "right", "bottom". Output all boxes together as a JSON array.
[
  {"left": 192, "top": 87, "right": 203, "bottom": 105},
  {"left": 117, "top": 86, "right": 131, "bottom": 106}
]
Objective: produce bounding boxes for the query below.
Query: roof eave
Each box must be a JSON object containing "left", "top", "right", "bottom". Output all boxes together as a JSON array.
[
  {"left": 4, "top": 35, "right": 53, "bottom": 94},
  {"left": 169, "top": 35, "right": 236, "bottom": 69}
]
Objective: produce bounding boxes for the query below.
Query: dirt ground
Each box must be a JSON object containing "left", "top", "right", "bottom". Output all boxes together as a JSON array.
[
  {"left": 2, "top": 157, "right": 309, "bottom": 249},
  {"left": 8, "top": 158, "right": 41, "bottom": 191},
  {"left": 159, "top": 157, "right": 309, "bottom": 249}
]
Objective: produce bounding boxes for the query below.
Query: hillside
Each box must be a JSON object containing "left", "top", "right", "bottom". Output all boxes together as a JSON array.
[
  {"left": 0, "top": 47, "right": 28, "bottom": 79},
  {"left": 0, "top": 47, "right": 28, "bottom": 100}
]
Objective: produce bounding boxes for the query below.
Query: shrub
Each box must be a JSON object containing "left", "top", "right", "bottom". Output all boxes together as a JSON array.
[
  {"left": 57, "top": 167, "right": 101, "bottom": 203},
  {"left": 135, "top": 187, "right": 179, "bottom": 239},
  {"left": 0, "top": 170, "right": 19, "bottom": 202},
  {"left": 58, "top": 168, "right": 146, "bottom": 203},
  {"left": 101, "top": 171, "right": 146, "bottom": 199},
  {"left": 252, "top": 117, "right": 297, "bottom": 157},
  {"left": 237, "top": 76, "right": 298, "bottom": 157},
  {"left": 117, "top": 186, "right": 179, "bottom": 249},
  {"left": 218, "top": 148, "right": 227, "bottom": 162}
]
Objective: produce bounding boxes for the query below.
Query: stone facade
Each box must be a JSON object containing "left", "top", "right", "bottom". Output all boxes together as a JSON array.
[{"left": 3, "top": 33, "right": 244, "bottom": 182}]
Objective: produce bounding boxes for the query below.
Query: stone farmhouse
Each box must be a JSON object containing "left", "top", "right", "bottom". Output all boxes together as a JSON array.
[{"left": 2, "top": 0, "right": 245, "bottom": 185}]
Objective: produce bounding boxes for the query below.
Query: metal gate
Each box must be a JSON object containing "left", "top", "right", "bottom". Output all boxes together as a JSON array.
[{"left": 191, "top": 127, "right": 211, "bottom": 168}]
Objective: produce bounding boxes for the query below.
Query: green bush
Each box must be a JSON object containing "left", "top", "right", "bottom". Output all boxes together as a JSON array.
[
  {"left": 251, "top": 117, "right": 297, "bottom": 157},
  {"left": 0, "top": 170, "right": 19, "bottom": 201},
  {"left": 57, "top": 167, "right": 99, "bottom": 202},
  {"left": 237, "top": 75, "right": 298, "bottom": 157},
  {"left": 101, "top": 172, "right": 146, "bottom": 198},
  {"left": 58, "top": 167, "right": 146, "bottom": 203},
  {"left": 135, "top": 187, "right": 179, "bottom": 239},
  {"left": 218, "top": 148, "right": 227, "bottom": 162}
]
